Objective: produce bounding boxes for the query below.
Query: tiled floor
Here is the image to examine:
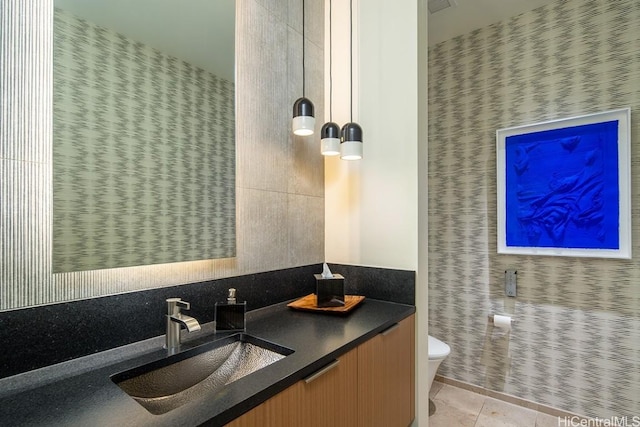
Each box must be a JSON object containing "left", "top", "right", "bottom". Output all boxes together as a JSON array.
[{"left": 429, "top": 381, "right": 560, "bottom": 427}]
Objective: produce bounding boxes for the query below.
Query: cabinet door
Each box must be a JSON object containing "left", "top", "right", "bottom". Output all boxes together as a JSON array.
[
  {"left": 227, "top": 347, "right": 358, "bottom": 427},
  {"left": 225, "top": 381, "right": 303, "bottom": 427},
  {"left": 300, "top": 346, "right": 359, "bottom": 427},
  {"left": 358, "top": 314, "right": 415, "bottom": 427}
]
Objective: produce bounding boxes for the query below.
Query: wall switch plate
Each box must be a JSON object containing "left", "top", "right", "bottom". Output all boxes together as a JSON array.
[{"left": 505, "top": 270, "right": 517, "bottom": 297}]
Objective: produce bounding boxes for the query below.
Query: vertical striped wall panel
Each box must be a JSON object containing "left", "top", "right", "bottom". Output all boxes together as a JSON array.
[
  {"left": 1, "top": 0, "right": 53, "bottom": 308},
  {"left": 0, "top": 0, "right": 325, "bottom": 310},
  {"left": 428, "top": 0, "right": 640, "bottom": 419}
]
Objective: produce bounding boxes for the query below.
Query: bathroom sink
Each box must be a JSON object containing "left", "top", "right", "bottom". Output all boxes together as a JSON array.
[{"left": 111, "top": 334, "right": 294, "bottom": 415}]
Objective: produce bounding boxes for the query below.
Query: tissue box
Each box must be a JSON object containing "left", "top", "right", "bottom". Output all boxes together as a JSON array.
[{"left": 314, "top": 274, "right": 345, "bottom": 307}]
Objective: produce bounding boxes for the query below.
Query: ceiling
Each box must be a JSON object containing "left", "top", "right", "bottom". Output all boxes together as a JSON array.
[
  {"left": 54, "top": 0, "right": 558, "bottom": 76},
  {"left": 54, "top": 0, "right": 235, "bottom": 81},
  {"left": 428, "top": 0, "right": 557, "bottom": 45}
]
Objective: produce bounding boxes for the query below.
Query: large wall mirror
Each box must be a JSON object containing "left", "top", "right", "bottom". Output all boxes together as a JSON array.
[{"left": 52, "top": 0, "right": 236, "bottom": 273}]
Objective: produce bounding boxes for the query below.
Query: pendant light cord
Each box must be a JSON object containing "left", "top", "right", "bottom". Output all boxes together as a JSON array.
[
  {"left": 302, "top": 0, "right": 306, "bottom": 97},
  {"left": 349, "top": 0, "right": 353, "bottom": 122},
  {"left": 328, "top": 0, "right": 333, "bottom": 122}
]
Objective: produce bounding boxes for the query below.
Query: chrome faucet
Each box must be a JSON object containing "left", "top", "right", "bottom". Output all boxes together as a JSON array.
[{"left": 165, "top": 298, "right": 201, "bottom": 352}]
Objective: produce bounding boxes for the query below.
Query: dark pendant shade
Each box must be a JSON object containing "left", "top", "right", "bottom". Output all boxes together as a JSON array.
[
  {"left": 321, "top": 122, "right": 340, "bottom": 139},
  {"left": 293, "top": 97, "right": 315, "bottom": 117},
  {"left": 340, "top": 122, "right": 363, "bottom": 142}
]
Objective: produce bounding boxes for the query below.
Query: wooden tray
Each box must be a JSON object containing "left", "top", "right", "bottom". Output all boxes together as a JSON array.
[{"left": 287, "top": 294, "right": 365, "bottom": 314}]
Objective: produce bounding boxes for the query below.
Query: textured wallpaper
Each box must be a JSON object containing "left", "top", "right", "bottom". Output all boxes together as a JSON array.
[
  {"left": 53, "top": 8, "right": 236, "bottom": 272},
  {"left": 428, "top": 0, "right": 640, "bottom": 419},
  {"left": 0, "top": 0, "right": 324, "bottom": 310}
]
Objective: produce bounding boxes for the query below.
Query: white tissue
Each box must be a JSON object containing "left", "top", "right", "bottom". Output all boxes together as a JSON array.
[
  {"left": 321, "top": 263, "right": 334, "bottom": 279},
  {"left": 493, "top": 314, "right": 512, "bottom": 331}
]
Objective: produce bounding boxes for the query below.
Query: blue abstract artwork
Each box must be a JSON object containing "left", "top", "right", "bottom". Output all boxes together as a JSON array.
[{"left": 505, "top": 120, "right": 620, "bottom": 250}]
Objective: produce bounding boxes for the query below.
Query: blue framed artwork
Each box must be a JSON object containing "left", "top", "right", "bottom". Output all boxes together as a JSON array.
[{"left": 497, "top": 108, "right": 631, "bottom": 258}]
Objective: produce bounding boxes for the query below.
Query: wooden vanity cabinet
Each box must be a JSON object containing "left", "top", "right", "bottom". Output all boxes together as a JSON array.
[
  {"left": 226, "top": 314, "right": 415, "bottom": 427},
  {"left": 358, "top": 314, "right": 415, "bottom": 427}
]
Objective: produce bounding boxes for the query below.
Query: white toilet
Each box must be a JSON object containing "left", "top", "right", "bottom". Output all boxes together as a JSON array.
[{"left": 428, "top": 335, "right": 450, "bottom": 391}]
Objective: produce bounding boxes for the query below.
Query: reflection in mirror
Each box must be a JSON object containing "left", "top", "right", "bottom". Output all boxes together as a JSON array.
[{"left": 52, "top": 0, "right": 236, "bottom": 273}]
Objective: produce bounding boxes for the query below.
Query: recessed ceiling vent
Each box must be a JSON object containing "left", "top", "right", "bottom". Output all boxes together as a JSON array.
[{"left": 428, "top": 0, "right": 457, "bottom": 14}]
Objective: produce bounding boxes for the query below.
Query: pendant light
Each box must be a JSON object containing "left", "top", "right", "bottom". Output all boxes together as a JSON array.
[
  {"left": 340, "top": 0, "right": 362, "bottom": 160},
  {"left": 321, "top": 0, "right": 340, "bottom": 156},
  {"left": 292, "top": 0, "right": 315, "bottom": 136}
]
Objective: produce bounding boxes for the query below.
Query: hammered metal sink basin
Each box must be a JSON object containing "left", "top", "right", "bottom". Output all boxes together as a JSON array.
[{"left": 112, "top": 334, "right": 293, "bottom": 415}]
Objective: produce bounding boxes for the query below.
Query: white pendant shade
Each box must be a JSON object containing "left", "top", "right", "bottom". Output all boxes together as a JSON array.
[
  {"left": 293, "top": 115, "right": 315, "bottom": 136},
  {"left": 340, "top": 140, "right": 362, "bottom": 160},
  {"left": 322, "top": 138, "right": 341, "bottom": 156}
]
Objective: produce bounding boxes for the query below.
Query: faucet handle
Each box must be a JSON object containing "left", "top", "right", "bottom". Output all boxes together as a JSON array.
[{"left": 166, "top": 298, "right": 191, "bottom": 315}]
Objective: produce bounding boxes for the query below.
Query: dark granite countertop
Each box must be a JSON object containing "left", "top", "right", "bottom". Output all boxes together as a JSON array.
[{"left": 0, "top": 298, "right": 415, "bottom": 427}]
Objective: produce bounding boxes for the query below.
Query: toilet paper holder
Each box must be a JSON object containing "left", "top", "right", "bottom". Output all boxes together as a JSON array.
[{"left": 487, "top": 314, "right": 516, "bottom": 324}]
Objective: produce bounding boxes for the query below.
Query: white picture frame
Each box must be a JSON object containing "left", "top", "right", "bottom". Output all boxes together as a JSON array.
[{"left": 496, "top": 108, "right": 631, "bottom": 259}]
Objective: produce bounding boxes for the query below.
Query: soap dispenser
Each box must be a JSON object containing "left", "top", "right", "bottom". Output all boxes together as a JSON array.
[
  {"left": 227, "top": 287, "right": 237, "bottom": 304},
  {"left": 214, "top": 288, "right": 247, "bottom": 332}
]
